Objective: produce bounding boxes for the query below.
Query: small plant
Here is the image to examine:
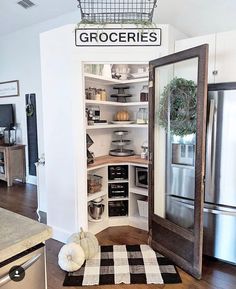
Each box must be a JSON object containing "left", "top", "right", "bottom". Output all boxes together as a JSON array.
[{"left": 158, "top": 77, "right": 197, "bottom": 136}]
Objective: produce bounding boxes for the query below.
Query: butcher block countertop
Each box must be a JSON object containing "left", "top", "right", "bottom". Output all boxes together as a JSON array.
[
  {"left": 88, "top": 155, "right": 148, "bottom": 170},
  {"left": 0, "top": 208, "right": 52, "bottom": 262}
]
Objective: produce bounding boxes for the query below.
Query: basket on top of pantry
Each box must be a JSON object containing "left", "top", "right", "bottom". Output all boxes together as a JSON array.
[{"left": 87, "top": 174, "right": 103, "bottom": 194}]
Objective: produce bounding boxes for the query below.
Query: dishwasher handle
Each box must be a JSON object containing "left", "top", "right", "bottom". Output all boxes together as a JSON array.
[{"left": 0, "top": 253, "right": 41, "bottom": 287}]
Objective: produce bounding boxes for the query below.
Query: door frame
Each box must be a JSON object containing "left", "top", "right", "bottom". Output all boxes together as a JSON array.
[{"left": 148, "top": 44, "right": 209, "bottom": 278}]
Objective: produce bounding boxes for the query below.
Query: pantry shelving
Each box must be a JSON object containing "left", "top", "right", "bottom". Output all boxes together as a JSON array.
[
  {"left": 85, "top": 63, "right": 149, "bottom": 234},
  {"left": 85, "top": 72, "right": 148, "bottom": 85},
  {"left": 85, "top": 99, "right": 148, "bottom": 107},
  {"left": 87, "top": 190, "right": 107, "bottom": 202},
  {"left": 86, "top": 124, "right": 148, "bottom": 130}
]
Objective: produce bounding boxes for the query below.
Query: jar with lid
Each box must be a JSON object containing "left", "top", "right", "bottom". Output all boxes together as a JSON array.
[
  {"left": 100, "top": 89, "right": 107, "bottom": 101},
  {"left": 140, "top": 85, "right": 149, "bottom": 102},
  {"left": 136, "top": 108, "right": 146, "bottom": 124}
]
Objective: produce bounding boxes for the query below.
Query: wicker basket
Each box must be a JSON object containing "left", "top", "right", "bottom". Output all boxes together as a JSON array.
[
  {"left": 88, "top": 174, "right": 103, "bottom": 194},
  {"left": 77, "top": 0, "right": 157, "bottom": 24}
]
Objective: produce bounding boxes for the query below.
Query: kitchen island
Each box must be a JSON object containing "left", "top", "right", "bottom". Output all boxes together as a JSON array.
[{"left": 0, "top": 208, "right": 52, "bottom": 288}]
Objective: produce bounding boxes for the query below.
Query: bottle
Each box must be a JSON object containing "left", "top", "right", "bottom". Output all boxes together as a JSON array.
[
  {"left": 100, "top": 89, "right": 107, "bottom": 101},
  {"left": 95, "top": 89, "right": 101, "bottom": 101},
  {"left": 136, "top": 108, "right": 146, "bottom": 124},
  {"left": 140, "top": 85, "right": 149, "bottom": 102}
]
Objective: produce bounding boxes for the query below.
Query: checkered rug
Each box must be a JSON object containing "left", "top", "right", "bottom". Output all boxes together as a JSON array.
[{"left": 63, "top": 245, "right": 181, "bottom": 286}]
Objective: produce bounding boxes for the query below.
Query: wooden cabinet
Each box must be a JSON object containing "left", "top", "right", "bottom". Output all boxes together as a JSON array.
[
  {"left": 0, "top": 145, "right": 26, "bottom": 186},
  {"left": 175, "top": 30, "right": 236, "bottom": 83}
]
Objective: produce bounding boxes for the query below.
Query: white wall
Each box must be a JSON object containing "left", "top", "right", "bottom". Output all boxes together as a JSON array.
[{"left": 0, "top": 10, "right": 81, "bottom": 212}]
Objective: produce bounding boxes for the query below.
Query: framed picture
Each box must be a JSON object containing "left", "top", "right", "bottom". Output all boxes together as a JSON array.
[{"left": 0, "top": 80, "right": 19, "bottom": 97}]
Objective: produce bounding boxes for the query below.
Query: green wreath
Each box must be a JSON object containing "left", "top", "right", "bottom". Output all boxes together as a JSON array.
[{"left": 158, "top": 77, "right": 197, "bottom": 136}]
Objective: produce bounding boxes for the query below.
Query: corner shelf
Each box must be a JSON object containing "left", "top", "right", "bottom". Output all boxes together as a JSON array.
[
  {"left": 108, "top": 197, "right": 129, "bottom": 201},
  {"left": 86, "top": 124, "right": 148, "bottom": 130},
  {"left": 85, "top": 73, "right": 148, "bottom": 85},
  {"left": 85, "top": 99, "right": 148, "bottom": 107},
  {"left": 87, "top": 191, "right": 107, "bottom": 202},
  {"left": 130, "top": 187, "right": 148, "bottom": 197}
]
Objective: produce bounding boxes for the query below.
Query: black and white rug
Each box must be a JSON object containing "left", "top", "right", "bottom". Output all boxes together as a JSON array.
[{"left": 63, "top": 245, "right": 181, "bottom": 286}]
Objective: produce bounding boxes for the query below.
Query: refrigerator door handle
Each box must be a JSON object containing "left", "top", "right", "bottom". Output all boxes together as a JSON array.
[
  {"left": 0, "top": 254, "right": 41, "bottom": 287},
  {"left": 205, "top": 98, "right": 216, "bottom": 200}
]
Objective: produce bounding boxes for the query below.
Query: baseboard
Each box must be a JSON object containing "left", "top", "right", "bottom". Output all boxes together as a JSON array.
[
  {"left": 50, "top": 226, "right": 72, "bottom": 243},
  {"left": 27, "top": 175, "right": 37, "bottom": 185}
]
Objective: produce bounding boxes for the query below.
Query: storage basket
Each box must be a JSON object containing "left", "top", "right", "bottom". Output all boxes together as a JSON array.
[
  {"left": 137, "top": 199, "right": 148, "bottom": 218},
  {"left": 87, "top": 174, "right": 103, "bottom": 194},
  {"left": 77, "top": 0, "right": 158, "bottom": 24}
]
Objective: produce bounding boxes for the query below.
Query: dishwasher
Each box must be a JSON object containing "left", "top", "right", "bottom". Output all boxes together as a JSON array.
[{"left": 0, "top": 243, "right": 47, "bottom": 289}]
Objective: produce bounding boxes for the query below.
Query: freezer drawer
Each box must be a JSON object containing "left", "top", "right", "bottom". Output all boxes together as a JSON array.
[
  {"left": 203, "top": 208, "right": 236, "bottom": 264},
  {"left": 0, "top": 244, "right": 46, "bottom": 289}
]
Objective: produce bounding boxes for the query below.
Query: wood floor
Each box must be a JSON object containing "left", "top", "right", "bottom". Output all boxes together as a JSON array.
[{"left": 1, "top": 181, "right": 236, "bottom": 289}]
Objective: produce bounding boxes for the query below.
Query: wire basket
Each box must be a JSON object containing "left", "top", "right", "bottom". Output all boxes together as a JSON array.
[{"left": 77, "top": 0, "right": 158, "bottom": 24}]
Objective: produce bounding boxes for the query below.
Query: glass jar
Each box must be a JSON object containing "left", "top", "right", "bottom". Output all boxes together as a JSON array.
[
  {"left": 136, "top": 108, "right": 146, "bottom": 124},
  {"left": 140, "top": 85, "right": 149, "bottom": 102},
  {"left": 4, "top": 126, "right": 16, "bottom": 146},
  {"left": 143, "top": 108, "right": 148, "bottom": 124},
  {"left": 100, "top": 89, "right": 107, "bottom": 101}
]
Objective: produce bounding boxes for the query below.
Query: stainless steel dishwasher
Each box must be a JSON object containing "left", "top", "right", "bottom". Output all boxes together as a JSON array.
[{"left": 0, "top": 243, "right": 47, "bottom": 289}]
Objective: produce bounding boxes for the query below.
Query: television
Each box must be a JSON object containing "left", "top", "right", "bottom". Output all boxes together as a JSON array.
[{"left": 0, "top": 104, "right": 15, "bottom": 128}]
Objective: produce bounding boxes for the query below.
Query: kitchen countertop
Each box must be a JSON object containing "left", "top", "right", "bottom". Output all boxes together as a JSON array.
[
  {"left": 0, "top": 208, "right": 52, "bottom": 262},
  {"left": 88, "top": 154, "right": 149, "bottom": 170}
]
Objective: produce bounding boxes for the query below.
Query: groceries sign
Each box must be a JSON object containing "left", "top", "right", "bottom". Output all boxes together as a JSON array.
[{"left": 75, "top": 28, "right": 161, "bottom": 47}]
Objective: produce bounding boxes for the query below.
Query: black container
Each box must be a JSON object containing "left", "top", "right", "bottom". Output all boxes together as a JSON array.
[
  {"left": 108, "top": 182, "right": 128, "bottom": 198},
  {"left": 108, "top": 165, "right": 128, "bottom": 180},
  {"left": 108, "top": 200, "right": 128, "bottom": 217}
]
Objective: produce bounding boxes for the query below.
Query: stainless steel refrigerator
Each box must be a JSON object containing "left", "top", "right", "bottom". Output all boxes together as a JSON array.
[{"left": 166, "top": 83, "right": 236, "bottom": 265}]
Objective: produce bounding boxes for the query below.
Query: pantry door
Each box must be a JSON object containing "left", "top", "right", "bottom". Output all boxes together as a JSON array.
[{"left": 148, "top": 45, "right": 208, "bottom": 279}]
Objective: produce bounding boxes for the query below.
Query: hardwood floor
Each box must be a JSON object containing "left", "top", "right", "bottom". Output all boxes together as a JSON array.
[{"left": 0, "top": 181, "right": 235, "bottom": 289}]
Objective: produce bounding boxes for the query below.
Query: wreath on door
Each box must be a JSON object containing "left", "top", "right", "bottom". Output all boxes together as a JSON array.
[{"left": 158, "top": 77, "right": 197, "bottom": 136}]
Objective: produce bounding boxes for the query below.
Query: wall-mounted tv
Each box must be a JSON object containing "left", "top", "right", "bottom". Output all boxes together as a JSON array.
[{"left": 0, "top": 104, "right": 15, "bottom": 128}]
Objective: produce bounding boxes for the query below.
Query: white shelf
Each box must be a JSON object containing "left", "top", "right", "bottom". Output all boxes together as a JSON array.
[
  {"left": 130, "top": 187, "right": 148, "bottom": 197},
  {"left": 88, "top": 218, "right": 109, "bottom": 235},
  {"left": 85, "top": 99, "right": 148, "bottom": 107},
  {"left": 85, "top": 73, "right": 148, "bottom": 85},
  {"left": 87, "top": 191, "right": 107, "bottom": 202},
  {"left": 108, "top": 179, "right": 129, "bottom": 183},
  {"left": 108, "top": 197, "right": 129, "bottom": 201},
  {"left": 87, "top": 124, "right": 148, "bottom": 130},
  {"left": 129, "top": 216, "right": 148, "bottom": 231}
]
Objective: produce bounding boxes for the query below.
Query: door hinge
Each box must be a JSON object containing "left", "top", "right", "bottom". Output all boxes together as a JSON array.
[{"left": 149, "top": 152, "right": 153, "bottom": 164}]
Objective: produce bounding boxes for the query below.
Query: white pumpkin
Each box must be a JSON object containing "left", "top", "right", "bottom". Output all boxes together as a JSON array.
[
  {"left": 67, "top": 227, "right": 99, "bottom": 260},
  {"left": 58, "top": 243, "right": 85, "bottom": 272}
]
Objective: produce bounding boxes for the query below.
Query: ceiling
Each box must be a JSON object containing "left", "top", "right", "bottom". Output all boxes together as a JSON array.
[{"left": 0, "top": 0, "right": 236, "bottom": 37}]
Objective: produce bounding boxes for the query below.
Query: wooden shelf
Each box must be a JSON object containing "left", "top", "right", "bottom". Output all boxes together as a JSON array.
[
  {"left": 85, "top": 73, "right": 148, "bottom": 85},
  {"left": 87, "top": 124, "right": 148, "bottom": 130},
  {"left": 87, "top": 191, "right": 107, "bottom": 202},
  {"left": 88, "top": 155, "right": 148, "bottom": 171},
  {"left": 85, "top": 99, "right": 148, "bottom": 107}
]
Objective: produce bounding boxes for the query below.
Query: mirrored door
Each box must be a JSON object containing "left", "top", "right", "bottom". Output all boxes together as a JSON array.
[{"left": 148, "top": 45, "right": 208, "bottom": 279}]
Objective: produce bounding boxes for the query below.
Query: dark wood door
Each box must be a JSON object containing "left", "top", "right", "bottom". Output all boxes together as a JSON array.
[{"left": 148, "top": 45, "right": 208, "bottom": 279}]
